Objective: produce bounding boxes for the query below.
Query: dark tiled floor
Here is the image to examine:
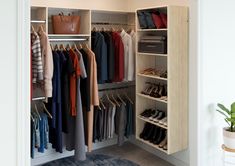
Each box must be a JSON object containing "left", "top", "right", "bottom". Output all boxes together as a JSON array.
[{"left": 92, "top": 142, "right": 173, "bottom": 166}]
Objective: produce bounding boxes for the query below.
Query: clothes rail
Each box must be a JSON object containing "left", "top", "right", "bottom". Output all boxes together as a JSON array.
[
  {"left": 98, "top": 81, "right": 135, "bottom": 91},
  {"left": 92, "top": 22, "right": 135, "bottom": 26},
  {"left": 31, "top": 20, "right": 46, "bottom": 23},
  {"left": 32, "top": 97, "right": 46, "bottom": 101},
  {"left": 49, "top": 38, "right": 88, "bottom": 42}
]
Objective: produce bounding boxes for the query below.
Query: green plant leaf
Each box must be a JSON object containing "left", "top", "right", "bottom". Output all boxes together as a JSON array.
[
  {"left": 231, "top": 102, "right": 235, "bottom": 113},
  {"left": 225, "top": 119, "right": 230, "bottom": 126},
  {"left": 232, "top": 113, "right": 235, "bottom": 118},
  {"left": 218, "top": 103, "right": 230, "bottom": 115},
  {"left": 216, "top": 109, "right": 229, "bottom": 118},
  {"left": 226, "top": 118, "right": 235, "bottom": 123}
]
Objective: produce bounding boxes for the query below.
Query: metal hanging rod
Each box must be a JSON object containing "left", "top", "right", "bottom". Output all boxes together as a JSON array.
[
  {"left": 49, "top": 38, "right": 88, "bottom": 42},
  {"left": 31, "top": 20, "right": 46, "bottom": 23},
  {"left": 32, "top": 97, "right": 46, "bottom": 101},
  {"left": 98, "top": 81, "right": 135, "bottom": 91},
  {"left": 92, "top": 22, "right": 135, "bottom": 26}
]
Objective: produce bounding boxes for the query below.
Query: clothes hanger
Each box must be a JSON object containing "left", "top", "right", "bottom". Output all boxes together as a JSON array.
[
  {"left": 31, "top": 113, "right": 35, "bottom": 122},
  {"left": 72, "top": 43, "right": 78, "bottom": 50},
  {"left": 105, "top": 93, "right": 115, "bottom": 107},
  {"left": 117, "top": 93, "right": 126, "bottom": 106},
  {"left": 50, "top": 44, "right": 54, "bottom": 51},
  {"left": 38, "top": 25, "right": 44, "bottom": 35},
  {"left": 66, "top": 44, "right": 71, "bottom": 51},
  {"left": 77, "top": 43, "right": 83, "bottom": 50},
  {"left": 31, "top": 25, "right": 35, "bottom": 33},
  {"left": 42, "top": 102, "right": 53, "bottom": 119},
  {"left": 124, "top": 92, "right": 134, "bottom": 104},
  {"left": 111, "top": 93, "right": 120, "bottom": 107},
  {"left": 60, "top": 44, "right": 66, "bottom": 51},
  {"left": 34, "top": 104, "right": 41, "bottom": 121},
  {"left": 99, "top": 98, "right": 106, "bottom": 109},
  {"left": 54, "top": 44, "right": 59, "bottom": 51},
  {"left": 92, "top": 27, "right": 97, "bottom": 32}
]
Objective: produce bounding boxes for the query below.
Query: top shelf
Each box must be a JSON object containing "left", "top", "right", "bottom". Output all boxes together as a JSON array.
[{"left": 137, "top": 29, "right": 167, "bottom": 32}]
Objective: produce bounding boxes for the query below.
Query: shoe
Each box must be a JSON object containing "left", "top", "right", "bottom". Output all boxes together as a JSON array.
[
  {"left": 140, "top": 123, "right": 151, "bottom": 139},
  {"left": 163, "top": 143, "right": 167, "bottom": 150},
  {"left": 159, "top": 117, "right": 167, "bottom": 125},
  {"left": 159, "top": 135, "right": 167, "bottom": 148},
  {"left": 153, "top": 129, "right": 166, "bottom": 145},
  {"left": 143, "top": 124, "right": 155, "bottom": 140},
  {"left": 142, "top": 109, "right": 156, "bottom": 118},
  {"left": 150, "top": 126, "right": 160, "bottom": 143},
  {"left": 153, "top": 111, "right": 165, "bottom": 123},
  {"left": 163, "top": 118, "right": 167, "bottom": 126},
  {"left": 140, "top": 109, "right": 151, "bottom": 117},
  {"left": 149, "top": 110, "right": 160, "bottom": 121}
]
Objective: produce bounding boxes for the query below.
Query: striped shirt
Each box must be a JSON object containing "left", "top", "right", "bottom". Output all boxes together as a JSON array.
[{"left": 31, "top": 32, "right": 43, "bottom": 83}]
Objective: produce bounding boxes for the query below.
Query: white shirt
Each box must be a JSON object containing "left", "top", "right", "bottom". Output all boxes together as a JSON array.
[{"left": 120, "top": 30, "right": 134, "bottom": 81}]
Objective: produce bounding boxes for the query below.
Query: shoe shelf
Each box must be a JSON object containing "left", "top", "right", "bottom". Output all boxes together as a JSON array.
[
  {"left": 137, "top": 52, "right": 168, "bottom": 57},
  {"left": 136, "top": 137, "right": 168, "bottom": 153},
  {"left": 135, "top": 6, "right": 188, "bottom": 154},
  {"left": 137, "top": 116, "right": 168, "bottom": 129},
  {"left": 137, "top": 73, "right": 167, "bottom": 81},
  {"left": 137, "top": 93, "right": 168, "bottom": 104}
]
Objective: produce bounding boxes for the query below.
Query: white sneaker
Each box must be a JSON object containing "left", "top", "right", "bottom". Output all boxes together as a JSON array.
[{"left": 159, "top": 117, "right": 167, "bottom": 125}]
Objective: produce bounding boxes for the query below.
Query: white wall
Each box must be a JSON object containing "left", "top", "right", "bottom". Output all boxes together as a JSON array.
[
  {"left": 198, "top": 0, "right": 235, "bottom": 165},
  {"left": 127, "top": 0, "right": 188, "bottom": 12},
  {"left": 31, "top": 0, "right": 128, "bottom": 12},
  {"left": 0, "top": 0, "right": 17, "bottom": 166}
]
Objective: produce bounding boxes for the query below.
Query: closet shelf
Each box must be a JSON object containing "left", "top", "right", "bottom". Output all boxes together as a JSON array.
[
  {"left": 137, "top": 116, "right": 168, "bottom": 129},
  {"left": 137, "top": 93, "right": 168, "bottom": 104},
  {"left": 137, "top": 52, "right": 168, "bottom": 57},
  {"left": 48, "top": 34, "right": 91, "bottom": 37},
  {"left": 136, "top": 137, "right": 168, "bottom": 154},
  {"left": 98, "top": 81, "right": 135, "bottom": 91},
  {"left": 137, "top": 28, "right": 167, "bottom": 32},
  {"left": 137, "top": 73, "right": 167, "bottom": 81},
  {"left": 31, "top": 20, "right": 46, "bottom": 23}
]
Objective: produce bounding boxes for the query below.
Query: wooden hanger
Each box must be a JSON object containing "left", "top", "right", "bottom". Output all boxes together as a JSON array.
[
  {"left": 54, "top": 44, "right": 59, "bottom": 51},
  {"left": 99, "top": 98, "right": 106, "bottom": 109},
  {"left": 60, "top": 44, "right": 66, "bottom": 51},
  {"left": 77, "top": 43, "right": 83, "bottom": 50},
  {"left": 42, "top": 102, "right": 53, "bottom": 119},
  {"left": 31, "top": 25, "right": 35, "bottom": 33},
  {"left": 124, "top": 92, "right": 133, "bottom": 104},
  {"left": 66, "top": 44, "right": 71, "bottom": 51},
  {"left": 38, "top": 25, "right": 44, "bottom": 35},
  {"left": 111, "top": 93, "right": 120, "bottom": 107},
  {"left": 105, "top": 94, "right": 115, "bottom": 107},
  {"left": 72, "top": 43, "right": 78, "bottom": 50},
  {"left": 50, "top": 44, "right": 54, "bottom": 51},
  {"left": 34, "top": 104, "right": 41, "bottom": 121},
  {"left": 117, "top": 93, "right": 126, "bottom": 106},
  {"left": 92, "top": 27, "right": 97, "bottom": 32}
]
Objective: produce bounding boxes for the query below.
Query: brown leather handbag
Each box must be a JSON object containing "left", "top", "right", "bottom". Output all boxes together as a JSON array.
[{"left": 52, "top": 12, "right": 80, "bottom": 34}]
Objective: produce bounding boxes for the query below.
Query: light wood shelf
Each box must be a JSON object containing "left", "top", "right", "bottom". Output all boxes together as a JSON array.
[
  {"left": 137, "top": 93, "right": 168, "bottom": 104},
  {"left": 137, "top": 28, "right": 167, "bottom": 32},
  {"left": 136, "top": 6, "right": 188, "bottom": 154},
  {"left": 48, "top": 34, "right": 91, "bottom": 37},
  {"left": 136, "top": 137, "right": 168, "bottom": 154},
  {"left": 137, "top": 116, "right": 168, "bottom": 129},
  {"left": 137, "top": 52, "right": 168, "bottom": 57},
  {"left": 137, "top": 73, "right": 167, "bottom": 81}
]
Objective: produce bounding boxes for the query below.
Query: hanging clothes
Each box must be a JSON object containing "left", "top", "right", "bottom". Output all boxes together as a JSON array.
[
  {"left": 120, "top": 30, "right": 134, "bottom": 81},
  {"left": 129, "top": 30, "right": 136, "bottom": 80},
  {"left": 101, "top": 31, "right": 115, "bottom": 82},
  {"left": 111, "top": 31, "right": 124, "bottom": 82},
  {"left": 31, "top": 32, "right": 44, "bottom": 83},
  {"left": 91, "top": 31, "right": 108, "bottom": 84},
  {"left": 39, "top": 31, "right": 54, "bottom": 98}
]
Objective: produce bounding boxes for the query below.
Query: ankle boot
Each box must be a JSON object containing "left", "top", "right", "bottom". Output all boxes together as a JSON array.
[
  {"left": 143, "top": 124, "right": 155, "bottom": 140},
  {"left": 150, "top": 126, "right": 160, "bottom": 143},
  {"left": 153, "top": 128, "right": 165, "bottom": 145},
  {"left": 140, "top": 123, "right": 150, "bottom": 139}
]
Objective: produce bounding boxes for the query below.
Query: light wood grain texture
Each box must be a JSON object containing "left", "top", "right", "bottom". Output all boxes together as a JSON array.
[
  {"left": 137, "top": 73, "right": 168, "bottom": 81},
  {"left": 167, "top": 6, "right": 188, "bottom": 154},
  {"left": 137, "top": 116, "right": 168, "bottom": 129},
  {"left": 136, "top": 6, "right": 188, "bottom": 155}
]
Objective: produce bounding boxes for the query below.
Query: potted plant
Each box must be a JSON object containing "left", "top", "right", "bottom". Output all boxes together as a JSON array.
[{"left": 217, "top": 103, "right": 235, "bottom": 149}]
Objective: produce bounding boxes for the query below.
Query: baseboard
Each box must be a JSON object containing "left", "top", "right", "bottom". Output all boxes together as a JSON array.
[{"left": 130, "top": 138, "right": 189, "bottom": 166}]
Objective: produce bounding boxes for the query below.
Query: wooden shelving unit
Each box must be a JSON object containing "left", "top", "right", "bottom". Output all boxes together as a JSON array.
[{"left": 136, "top": 6, "right": 188, "bottom": 154}]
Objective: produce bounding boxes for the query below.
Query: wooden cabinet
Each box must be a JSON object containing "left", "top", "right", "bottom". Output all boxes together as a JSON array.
[{"left": 135, "top": 6, "right": 188, "bottom": 154}]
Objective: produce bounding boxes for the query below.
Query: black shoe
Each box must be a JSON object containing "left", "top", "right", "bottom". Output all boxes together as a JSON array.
[
  {"left": 154, "top": 129, "right": 166, "bottom": 145},
  {"left": 140, "top": 109, "right": 151, "bottom": 117},
  {"left": 143, "top": 124, "right": 155, "bottom": 140},
  {"left": 150, "top": 126, "right": 160, "bottom": 143},
  {"left": 139, "top": 123, "right": 151, "bottom": 139}
]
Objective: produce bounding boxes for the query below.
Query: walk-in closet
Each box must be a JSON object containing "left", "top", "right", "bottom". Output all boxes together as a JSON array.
[{"left": 30, "top": 1, "right": 188, "bottom": 166}]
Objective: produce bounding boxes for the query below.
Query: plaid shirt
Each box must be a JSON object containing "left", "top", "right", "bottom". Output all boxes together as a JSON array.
[{"left": 31, "top": 32, "right": 43, "bottom": 83}]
